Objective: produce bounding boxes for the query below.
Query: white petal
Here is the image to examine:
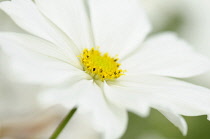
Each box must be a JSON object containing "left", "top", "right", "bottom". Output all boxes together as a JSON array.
[
  {"left": 104, "top": 82, "right": 150, "bottom": 117},
  {"left": 35, "top": 0, "right": 95, "bottom": 50},
  {"left": 88, "top": 0, "right": 151, "bottom": 58},
  {"left": 0, "top": 8, "right": 23, "bottom": 32},
  {"left": 78, "top": 80, "right": 128, "bottom": 139},
  {"left": 38, "top": 79, "right": 91, "bottom": 108},
  {"left": 40, "top": 79, "right": 127, "bottom": 139},
  {"left": 106, "top": 74, "right": 210, "bottom": 119},
  {"left": 0, "top": 0, "right": 80, "bottom": 66},
  {"left": 124, "top": 33, "right": 210, "bottom": 78},
  {"left": 157, "top": 107, "right": 187, "bottom": 136},
  {"left": 0, "top": 32, "right": 85, "bottom": 85},
  {"left": 59, "top": 111, "right": 101, "bottom": 139},
  {"left": 0, "top": 32, "right": 76, "bottom": 65}
]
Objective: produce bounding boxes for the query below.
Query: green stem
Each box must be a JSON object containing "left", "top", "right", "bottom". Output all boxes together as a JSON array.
[{"left": 50, "top": 107, "right": 77, "bottom": 139}]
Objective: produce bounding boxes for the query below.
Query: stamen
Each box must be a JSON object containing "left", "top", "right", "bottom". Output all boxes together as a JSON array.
[{"left": 80, "top": 48, "right": 126, "bottom": 81}]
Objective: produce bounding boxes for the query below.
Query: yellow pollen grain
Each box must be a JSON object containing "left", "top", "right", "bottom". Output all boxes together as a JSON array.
[{"left": 80, "top": 47, "right": 126, "bottom": 81}]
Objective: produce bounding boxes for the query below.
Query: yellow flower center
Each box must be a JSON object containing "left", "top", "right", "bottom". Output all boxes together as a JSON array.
[{"left": 80, "top": 48, "right": 126, "bottom": 81}]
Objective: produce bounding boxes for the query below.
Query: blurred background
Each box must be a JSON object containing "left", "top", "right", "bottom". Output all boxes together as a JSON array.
[{"left": 0, "top": 0, "right": 210, "bottom": 138}]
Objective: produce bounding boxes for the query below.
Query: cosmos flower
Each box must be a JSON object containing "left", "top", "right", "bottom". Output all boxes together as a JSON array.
[{"left": 0, "top": 0, "right": 210, "bottom": 138}]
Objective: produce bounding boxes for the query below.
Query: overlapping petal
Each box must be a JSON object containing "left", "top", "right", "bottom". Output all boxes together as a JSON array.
[
  {"left": 78, "top": 80, "right": 128, "bottom": 139},
  {"left": 35, "top": 0, "right": 95, "bottom": 50},
  {"left": 0, "top": 32, "right": 85, "bottom": 85},
  {"left": 40, "top": 79, "right": 127, "bottom": 139},
  {"left": 0, "top": 0, "right": 210, "bottom": 138},
  {"left": 105, "top": 74, "right": 210, "bottom": 133},
  {"left": 0, "top": 7, "right": 23, "bottom": 32},
  {"left": 104, "top": 81, "right": 150, "bottom": 117},
  {"left": 123, "top": 33, "right": 210, "bottom": 78},
  {"left": 0, "top": 0, "right": 80, "bottom": 66}
]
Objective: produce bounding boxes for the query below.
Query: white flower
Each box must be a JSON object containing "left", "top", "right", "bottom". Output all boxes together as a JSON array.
[{"left": 0, "top": 0, "right": 210, "bottom": 139}]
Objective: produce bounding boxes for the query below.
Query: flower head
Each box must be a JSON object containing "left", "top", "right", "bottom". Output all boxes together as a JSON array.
[
  {"left": 1, "top": 0, "right": 210, "bottom": 139},
  {"left": 80, "top": 47, "right": 125, "bottom": 81}
]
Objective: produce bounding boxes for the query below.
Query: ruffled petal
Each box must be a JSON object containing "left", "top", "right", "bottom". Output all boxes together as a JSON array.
[{"left": 105, "top": 74, "right": 210, "bottom": 134}]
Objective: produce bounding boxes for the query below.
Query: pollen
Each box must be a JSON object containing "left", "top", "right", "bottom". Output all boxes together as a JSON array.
[{"left": 80, "top": 48, "right": 126, "bottom": 81}]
